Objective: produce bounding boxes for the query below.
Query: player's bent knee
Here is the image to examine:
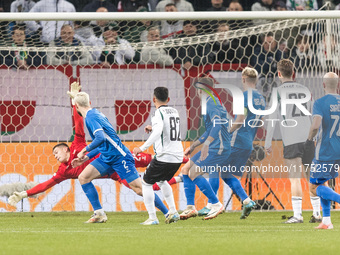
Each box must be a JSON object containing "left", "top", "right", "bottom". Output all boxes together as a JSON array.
[
  {"left": 188, "top": 166, "right": 201, "bottom": 181},
  {"left": 78, "top": 165, "right": 101, "bottom": 185},
  {"left": 78, "top": 171, "right": 95, "bottom": 185},
  {"left": 133, "top": 186, "right": 143, "bottom": 196},
  {"left": 78, "top": 174, "right": 87, "bottom": 185}
]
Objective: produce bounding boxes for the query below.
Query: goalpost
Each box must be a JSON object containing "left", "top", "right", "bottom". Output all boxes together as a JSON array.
[{"left": 0, "top": 7, "right": 340, "bottom": 213}]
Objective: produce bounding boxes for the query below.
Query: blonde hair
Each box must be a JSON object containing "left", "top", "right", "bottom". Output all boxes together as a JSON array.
[
  {"left": 74, "top": 92, "right": 90, "bottom": 107},
  {"left": 242, "top": 67, "right": 258, "bottom": 84}
]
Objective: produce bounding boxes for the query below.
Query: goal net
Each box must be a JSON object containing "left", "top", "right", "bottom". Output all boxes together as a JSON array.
[{"left": 0, "top": 8, "right": 339, "bottom": 212}]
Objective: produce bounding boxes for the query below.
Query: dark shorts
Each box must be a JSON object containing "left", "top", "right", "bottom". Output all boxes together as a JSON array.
[
  {"left": 283, "top": 143, "right": 304, "bottom": 159},
  {"left": 143, "top": 159, "right": 181, "bottom": 185}
]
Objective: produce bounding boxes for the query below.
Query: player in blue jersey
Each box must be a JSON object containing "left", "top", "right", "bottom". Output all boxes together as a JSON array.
[
  {"left": 71, "top": 91, "right": 169, "bottom": 223},
  {"left": 180, "top": 77, "right": 230, "bottom": 220},
  {"left": 228, "top": 67, "right": 265, "bottom": 218},
  {"left": 197, "top": 67, "right": 266, "bottom": 219},
  {"left": 306, "top": 72, "right": 340, "bottom": 229}
]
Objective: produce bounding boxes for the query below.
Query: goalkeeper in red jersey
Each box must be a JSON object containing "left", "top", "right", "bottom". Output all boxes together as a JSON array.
[{"left": 7, "top": 82, "right": 183, "bottom": 215}]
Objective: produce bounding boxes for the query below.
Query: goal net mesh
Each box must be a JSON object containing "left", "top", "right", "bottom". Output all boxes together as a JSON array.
[{"left": 0, "top": 10, "right": 339, "bottom": 212}]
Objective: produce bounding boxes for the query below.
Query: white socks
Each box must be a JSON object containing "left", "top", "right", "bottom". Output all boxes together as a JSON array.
[
  {"left": 142, "top": 182, "right": 157, "bottom": 220},
  {"left": 323, "top": 216, "right": 331, "bottom": 225},
  {"left": 310, "top": 196, "right": 321, "bottom": 217},
  {"left": 291, "top": 196, "right": 321, "bottom": 219},
  {"left": 292, "top": 196, "right": 302, "bottom": 219},
  {"left": 243, "top": 197, "right": 251, "bottom": 205},
  {"left": 95, "top": 208, "right": 105, "bottom": 215},
  {"left": 157, "top": 181, "right": 177, "bottom": 214}
]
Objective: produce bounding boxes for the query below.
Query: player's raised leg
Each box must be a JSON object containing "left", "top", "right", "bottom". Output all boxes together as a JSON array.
[
  {"left": 310, "top": 182, "right": 334, "bottom": 229},
  {"left": 310, "top": 179, "right": 340, "bottom": 229}
]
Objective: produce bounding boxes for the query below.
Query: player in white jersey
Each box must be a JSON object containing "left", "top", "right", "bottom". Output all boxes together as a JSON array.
[
  {"left": 265, "top": 59, "right": 321, "bottom": 224},
  {"left": 133, "top": 87, "right": 184, "bottom": 225}
]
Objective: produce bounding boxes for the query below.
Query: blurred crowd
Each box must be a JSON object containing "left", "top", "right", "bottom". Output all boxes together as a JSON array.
[
  {"left": 1, "top": 0, "right": 338, "bottom": 13},
  {"left": 0, "top": 0, "right": 339, "bottom": 101}
]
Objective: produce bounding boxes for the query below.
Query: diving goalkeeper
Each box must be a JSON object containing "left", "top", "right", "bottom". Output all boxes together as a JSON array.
[{"left": 8, "top": 82, "right": 184, "bottom": 213}]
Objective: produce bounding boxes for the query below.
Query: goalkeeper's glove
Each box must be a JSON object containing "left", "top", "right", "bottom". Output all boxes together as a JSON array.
[
  {"left": 303, "top": 139, "right": 315, "bottom": 166},
  {"left": 8, "top": 191, "right": 28, "bottom": 207},
  {"left": 67, "top": 81, "right": 82, "bottom": 105}
]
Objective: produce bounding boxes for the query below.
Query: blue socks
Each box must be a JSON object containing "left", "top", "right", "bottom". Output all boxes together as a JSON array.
[
  {"left": 320, "top": 197, "right": 331, "bottom": 217},
  {"left": 193, "top": 176, "right": 219, "bottom": 204},
  {"left": 183, "top": 174, "right": 196, "bottom": 206},
  {"left": 154, "top": 193, "right": 169, "bottom": 215},
  {"left": 82, "top": 181, "right": 169, "bottom": 215},
  {"left": 222, "top": 174, "right": 248, "bottom": 202},
  {"left": 81, "top": 182, "right": 102, "bottom": 211},
  {"left": 208, "top": 172, "right": 220, "bottom": 204},
  {"left": 316, "top": 185, "right": 340, "bottom": 218},
  {"left": 316, "top": 185, "right": 340, "bottom": 204}
]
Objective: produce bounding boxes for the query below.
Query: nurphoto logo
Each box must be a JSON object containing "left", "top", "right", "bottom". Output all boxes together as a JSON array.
[{"left": 196, "top": 80, "right": 312, "bottom": 128}]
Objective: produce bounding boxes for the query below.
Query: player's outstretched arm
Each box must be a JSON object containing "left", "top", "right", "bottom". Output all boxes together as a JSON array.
[
  {"left": 67, "top": 81, "right": 82, "bottom": 105},
  {"left": 8, "top": 191, "right": 27, "bottom": 207},
  {"left": 67, "top": 82, "right": 88, "bottom": 150},
  {"left": 73, "top": 104, "right": 85, "bottom": 139},
  {"left": 8, "top": 179, "right": 58, "bottom": 207}
]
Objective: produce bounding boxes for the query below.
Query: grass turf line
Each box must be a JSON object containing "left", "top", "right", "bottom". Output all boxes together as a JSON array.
[{"left": 0, "top": 211, "right": 339, "bottom": 255}]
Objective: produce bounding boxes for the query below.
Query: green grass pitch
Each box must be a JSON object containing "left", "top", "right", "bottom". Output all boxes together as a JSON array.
[{"left": 1, "top": 211, "right": 339, "bottom": 255}]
